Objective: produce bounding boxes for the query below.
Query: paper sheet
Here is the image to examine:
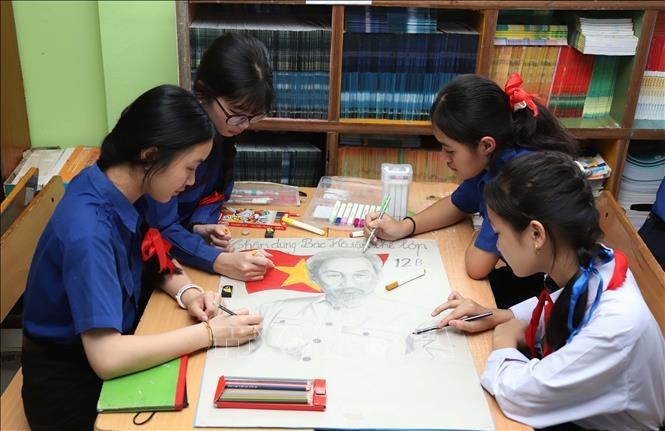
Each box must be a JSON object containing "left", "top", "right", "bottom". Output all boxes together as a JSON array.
[{"left": 195, "top": 237, "right": 494, "bottom": 430}]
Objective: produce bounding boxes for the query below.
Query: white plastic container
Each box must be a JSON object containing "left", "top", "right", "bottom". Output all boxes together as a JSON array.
[{"left": 381, "top": 163, "right": 413, "bottom": 221}]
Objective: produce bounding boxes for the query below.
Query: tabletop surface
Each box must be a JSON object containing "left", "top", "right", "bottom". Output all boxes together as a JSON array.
[{"left": 95, "top": 182, "right": 530, "bottom": 431}]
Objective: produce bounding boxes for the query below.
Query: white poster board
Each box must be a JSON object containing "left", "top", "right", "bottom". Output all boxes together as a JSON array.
[{"left": 194, "top": 237, "right": 494, "bottom": 430}]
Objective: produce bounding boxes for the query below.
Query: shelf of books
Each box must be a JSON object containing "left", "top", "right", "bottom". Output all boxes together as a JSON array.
[
  {"left": 178, "top": 1, "right": 664, "bottom": 194},
  {"left": 633, "top": 11, "right": 665, "bottom": 138}
]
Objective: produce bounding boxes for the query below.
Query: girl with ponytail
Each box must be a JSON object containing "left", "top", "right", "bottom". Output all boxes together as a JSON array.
[
  {"left": 365, "top": 73, "right": 579, "bottom": 307},
  {"left": 22, "top": 85, "right": 262, "bottom": 430},
  {"left": 429, "top": 152, "right": 665, "bottom": 430}
]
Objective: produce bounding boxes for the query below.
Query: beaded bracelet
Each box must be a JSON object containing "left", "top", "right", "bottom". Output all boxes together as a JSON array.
[{"left": 404, "top": 216, "right": 417, "bottom": 237}]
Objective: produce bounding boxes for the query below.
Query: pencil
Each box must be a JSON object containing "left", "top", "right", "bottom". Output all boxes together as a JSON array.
[
  {"left": 282, "top": 215, "right": 326, "bottom": 236},
  {"left": 411, "top": 311, "right": 493, "bottom": 335},
  {"left": 212, "top": 300, "right": 237, "bottom": 316},
  {"left": 362, "top": 195, "right": 391, "bottom": 253}
]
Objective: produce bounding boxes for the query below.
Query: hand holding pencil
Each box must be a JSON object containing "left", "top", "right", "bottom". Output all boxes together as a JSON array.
[
  {"left": 363, "top": 207, "right": 413, "bottom": 243},
  {"left": 429, "top": 291, "right": 511, "bottom": 333}
]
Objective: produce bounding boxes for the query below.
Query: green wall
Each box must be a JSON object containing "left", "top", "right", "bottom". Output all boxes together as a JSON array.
[{"left": 13, "top": 0, "right": 178, "bottom": 148}]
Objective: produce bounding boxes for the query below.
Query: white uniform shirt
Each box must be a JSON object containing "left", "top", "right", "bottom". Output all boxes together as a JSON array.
[{"left": 481, "top": 255, "right": 665, "bottom": 430}]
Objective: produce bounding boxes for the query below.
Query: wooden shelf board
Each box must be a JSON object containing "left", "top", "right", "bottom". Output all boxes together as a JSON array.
[
  {"left": 631, "top": 120, "right": 665, "bottom": 140},
  {"left": 190, "top": 1, "right": 665, "bottom": 10}
]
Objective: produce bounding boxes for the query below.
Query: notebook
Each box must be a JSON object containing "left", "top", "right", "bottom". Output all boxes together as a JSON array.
[{"left": 97, "top": 355, "right": 188, "bottom": 413}]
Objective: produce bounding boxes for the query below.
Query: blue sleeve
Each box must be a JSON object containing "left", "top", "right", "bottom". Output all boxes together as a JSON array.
[
  {"left": 189, "top": 178, "right": 234, "bottom": 225},
  {"left": 63, "top": 230, "right": 124, "bottom": 334},
  {"left": 145, "top": 197, "right": 221, "bottom": 273},
  {"left": 451, "top": 177, "right": 482, "bottom": 214},
  {"left": 653, "top": 178, "right": 665, "bottom": 220},
  {"left": 474, "top": 217, "right": 499, "bottom": 254}
]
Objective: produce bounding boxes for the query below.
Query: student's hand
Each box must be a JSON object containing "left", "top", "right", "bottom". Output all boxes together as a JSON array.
[
  {"left": 209, "top": 309, "right": 263, "bottom": 347},
  {"left": 364, "top": 212, "right": 411, "bottom": 241},
  {"left": 430, "top": 291, "right": 514, "bottom": 333},
  {"left": 192, "top": 224, "right": 234, "bottom": 252},
  {"left": 492, "top": 318, "right": 528, "bottom": 350},
  {"left": 184, "top": 289, "right": 222, "bottom": 322},
  {"left": 430, "top": 291, "right": 496, "bottom": 333},
  {"left": 213, "top": 250, "right": 275, "bottom": 281}
]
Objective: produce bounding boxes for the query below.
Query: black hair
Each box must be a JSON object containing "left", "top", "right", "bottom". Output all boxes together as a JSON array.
[
  {"left": 430, "top": 74, "right": 579, "bottom": 157},
  {"left": 97, "top": 84, "right": 214, "bottom": 183},
  {"left": 484, "top": 151, "right": 603, "bottom": 352},
  {"left": 194, "top": 32, "right": 274, "bottom": 195}
]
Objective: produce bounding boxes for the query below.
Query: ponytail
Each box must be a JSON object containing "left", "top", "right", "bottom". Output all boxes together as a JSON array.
[
  {"left": 430, "top": 73, "right": 579, "bottom": 157},
  {"left": 484, "top": 151, "right": 603, "bottom": 353}
]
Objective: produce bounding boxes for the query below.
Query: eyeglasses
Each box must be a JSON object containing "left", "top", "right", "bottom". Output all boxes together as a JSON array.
[{"left": 214, "top": 98, "right": 267, "bottom": 126}]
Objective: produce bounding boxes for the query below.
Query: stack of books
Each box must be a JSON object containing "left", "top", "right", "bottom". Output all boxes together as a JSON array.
[
  {"left": 570, "top": 16, "right": 638, "bottom": 56},
  {"left": 190, "top": 6, "right": 331, "bottom": 119},
  {"left": 341, "top": 7, "right": 478, "bottom": 121},
  {"left": 548, "top": 46, "right": 596, "bottom": 118},
  {"left": 494, "top": 10, "right": 568, "bottom": 46},
  {"left": 635, "top": 12, "right": 665, "bottom": 125},
  {"left": 618, "top": 142, "right": 665, "bottom": 229},
  {"left": 490, "top": 11, "right": 566, "bottom": 106},
  {"left": 234, "top": 134, "right": 322, "bottom": 187},
  {"left": 576, "top": 153, "right": 612, "bottom": 196}
]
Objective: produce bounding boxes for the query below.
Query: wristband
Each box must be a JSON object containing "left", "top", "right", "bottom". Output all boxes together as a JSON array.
[
  {"left": 175, "top": 283, "right": 204, "bottom": 309},
  {"left": 404, "top": 216, "right": 417, "bottom": 237}
]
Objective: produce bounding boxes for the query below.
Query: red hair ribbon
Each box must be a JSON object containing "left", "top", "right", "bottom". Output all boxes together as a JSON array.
[
  {"left": 141, "top": 228, "right": 176, "bottom": 275},
  {"left": 197, "top": 191, "right": 225, "bottom": 208},
  {"left": 504, "top": 72, "right": 539, "bottom": 117}
]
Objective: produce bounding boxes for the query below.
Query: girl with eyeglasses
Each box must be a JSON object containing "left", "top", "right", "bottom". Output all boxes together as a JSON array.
[{"left": 144, "top": 32, "right": 276, "bottom": 281}]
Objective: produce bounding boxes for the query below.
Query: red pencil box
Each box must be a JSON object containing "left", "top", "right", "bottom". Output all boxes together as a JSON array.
[{"left": 214, "top": 376, "right": 327, "bottom": 411}]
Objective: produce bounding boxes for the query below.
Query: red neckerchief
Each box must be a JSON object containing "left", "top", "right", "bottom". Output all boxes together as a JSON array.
[
  {"left": 141, "top": 228, "right": 176, "bottom": 275},
  {"left": 504, "top": 72, "right": 539, "bottom": 117},
  {"left": 197, "top": 191, "right": 225, "bottom": 208},
  {"left": 524, "top": 250, "right": 628, "bottom": 359}
]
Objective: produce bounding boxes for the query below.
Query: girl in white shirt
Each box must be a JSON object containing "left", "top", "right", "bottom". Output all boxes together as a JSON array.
[{"left": 431, "top": 151, "right": 665, "bottom": 430}]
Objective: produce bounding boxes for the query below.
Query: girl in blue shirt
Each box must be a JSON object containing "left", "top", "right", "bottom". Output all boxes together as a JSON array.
[
  {"left": 145, "top": 33, "right": 276, "bottom": 281},
  {"left": 365, "top": 73, "right": 579, "bottom": 307},
  {"left": 21, "top": 85, "right": 263, "bottom": 431}
]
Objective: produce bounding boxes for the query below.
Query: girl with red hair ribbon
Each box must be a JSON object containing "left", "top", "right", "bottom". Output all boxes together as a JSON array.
[{"left": 365, "top": 73, "right": 579, "bottom": 309}]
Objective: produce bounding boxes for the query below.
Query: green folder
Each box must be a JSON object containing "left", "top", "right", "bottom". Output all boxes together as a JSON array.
[{"left": 97, "top": 355, "right": 188, "bottom": 412}]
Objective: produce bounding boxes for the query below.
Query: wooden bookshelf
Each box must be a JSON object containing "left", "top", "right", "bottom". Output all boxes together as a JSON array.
[{"left": 177, "top": 1, "right": 665, "bottom": 196}]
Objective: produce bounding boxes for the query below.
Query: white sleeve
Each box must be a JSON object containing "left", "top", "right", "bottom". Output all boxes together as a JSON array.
[
  {"left": 480, "top": 322, "right": 632, "bottom": 428},
  {"left": 509, "top": 296, "right": 539, "bottom": 321}
]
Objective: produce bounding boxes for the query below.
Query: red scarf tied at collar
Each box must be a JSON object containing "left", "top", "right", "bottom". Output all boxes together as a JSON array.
[
  {"left": 504, "top": 72, "right": 539, "bottom": 117},
  {"left": 141, "top": 228, "right": 176, "bottom": 275}
]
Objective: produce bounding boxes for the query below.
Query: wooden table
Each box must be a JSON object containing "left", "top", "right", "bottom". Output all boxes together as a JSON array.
[{"left": 95, "top": 182, "right": 530, "bottom": 431}]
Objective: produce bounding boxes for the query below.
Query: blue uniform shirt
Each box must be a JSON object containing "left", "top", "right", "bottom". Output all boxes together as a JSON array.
[
  {"left": 23, "top": 164, "right": 144, "bottom": 344},
  {"left": 143, "top": 133, "right": 233, "bottom": 272},
  {"left": 653, "top": 177, "right": 665, "bottom": 220},
  {"left": 451, "top": 147, "right": 531, "bottom": 254}
]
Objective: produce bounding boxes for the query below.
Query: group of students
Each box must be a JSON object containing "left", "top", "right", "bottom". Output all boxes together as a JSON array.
[{"left": 20, "top": 32, "right": 664, "bottom": 431}]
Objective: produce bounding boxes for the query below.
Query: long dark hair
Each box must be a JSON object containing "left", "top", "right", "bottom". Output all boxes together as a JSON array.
[
  {"left": 484, "top": 151, "right": 602, "bottom": 352},
  {"left": 194, "top": 32, "right": 274, "bottom": 194},
  {"left": 430, "top": 74, "right": 579, "bottom": 157},
  {"left": 98, "top": 84, "right": 214, "bottom": 183}
]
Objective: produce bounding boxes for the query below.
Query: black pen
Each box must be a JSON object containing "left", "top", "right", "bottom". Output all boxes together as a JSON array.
[
  {"left": 212, "top": 300, "right": 237, "bottom": 316},
  {"left": 412, "top": 311, "right": 493, "bottom": 335}
]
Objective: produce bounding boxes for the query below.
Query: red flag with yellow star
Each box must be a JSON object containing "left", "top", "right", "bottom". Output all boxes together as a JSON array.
[
  {"left": 245, "top": 249, "right": 388, "bottom": 294},
  {"left": 246, "top": 250, "right": 320, "bottom": 294}
]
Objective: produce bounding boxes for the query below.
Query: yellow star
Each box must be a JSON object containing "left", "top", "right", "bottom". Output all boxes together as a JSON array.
[{"left": 275, "top": 259, "right": 321, "bottom": 291}]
